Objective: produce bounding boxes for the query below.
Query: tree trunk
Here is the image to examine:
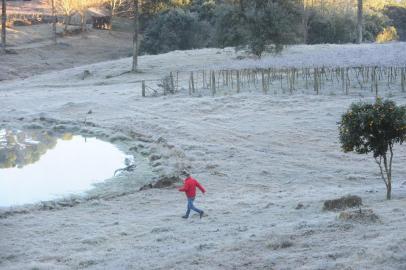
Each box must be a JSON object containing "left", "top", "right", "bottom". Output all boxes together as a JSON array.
[
  {"left": 81, "top": 12, "right": 86, "bottom": 33},
  {"left": 357, "top": 0, "right": 363, "bottom": 44},
  {"left": 383, "top": 151, "right": 393, "bottom": 200},
  {"left": 301, "top": 0, "right": 308, "bottom": 44},
  {"left": 386, "top": 180, "right": 392, "bottom": 200},
  {"left": 51, "top": 0, "right": 57, "bottom": 44},
  {"left": 1, "top": 0, "right": 6, "bottom": 53},
  {"left": 132, "top": 0, "right": 139, "bottom": 71},
  {"left": 387, "top": 145, "right": 394, "bottom": 200}
]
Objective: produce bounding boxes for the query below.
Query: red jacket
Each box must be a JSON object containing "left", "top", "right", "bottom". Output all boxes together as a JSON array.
[{"left": 178, "top": 177, "right": 205, "bottom": 198}]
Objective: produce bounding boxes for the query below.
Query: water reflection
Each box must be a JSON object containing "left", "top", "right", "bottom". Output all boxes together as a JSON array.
[
  {"left": 0, "top": 129, "right": 132, "bottom": 207},
  {"left": 0, "top": 129, "right": 58, "bottom": 169}
]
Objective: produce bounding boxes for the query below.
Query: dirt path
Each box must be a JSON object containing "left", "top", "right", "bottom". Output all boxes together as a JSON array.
[{"left": 0, "top": 29, "right": 133, "bottom": 81}]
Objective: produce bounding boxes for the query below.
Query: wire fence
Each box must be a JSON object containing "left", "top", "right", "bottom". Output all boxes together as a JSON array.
[{"left": 139, "top": 66, "right": 406, "bottom": 98}]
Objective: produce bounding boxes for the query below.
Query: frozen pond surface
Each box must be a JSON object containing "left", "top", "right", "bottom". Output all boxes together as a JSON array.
[{"left": 0, "top": 129, "right": 133, "bottom": 207}]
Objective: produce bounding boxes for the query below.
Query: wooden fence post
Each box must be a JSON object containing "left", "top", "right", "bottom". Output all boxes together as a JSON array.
[
  {"left": 236, "top": 70, "right": 240, "bottom": 94},
  {"left": 345, "top": 68, "right": 350, "bottom": 95},
  {"left": 170, "top": 72, "right": 175, "bottom": 93},
  {"left": 211, "top": 71, "right": 216, "bottom": 96},
  {"left": 314, "top": 68, "right": 319, "bottom": 95},
  {"left": 142, "top": 80, "right": 146, "bottom": 97},
  {"left": 190, "top": 71, "right": 195, "bottom": 94},
  {"left": 176, "top": 71, "right": 179, "bottom": 92}
]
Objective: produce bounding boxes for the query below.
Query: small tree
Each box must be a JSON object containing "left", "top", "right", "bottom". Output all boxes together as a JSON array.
[{"left": 339, "top": 99, "right": 406, "bottom": 200}]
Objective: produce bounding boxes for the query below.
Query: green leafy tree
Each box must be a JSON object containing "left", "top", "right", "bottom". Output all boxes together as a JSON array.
[
  {"left": 339, "top": 99, "right": 406, "bottom": 200},
  {"left": 246, "top": 0, "right": 299, "bottom": 57},
  {"left": 141, "top": 8, "right": 203, "bottom": 54},
  {"left": 213, "top": 4, "right": 248, "bottom": 48}
]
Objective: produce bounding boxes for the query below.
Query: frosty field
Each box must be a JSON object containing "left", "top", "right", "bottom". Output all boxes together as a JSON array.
[{"left": 1, "top": 43, "right": 406, "bottom": 270}]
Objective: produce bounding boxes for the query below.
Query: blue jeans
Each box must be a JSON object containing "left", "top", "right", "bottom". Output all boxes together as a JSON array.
[{"left": 185, "top": 197, "right": 203, "bottom": 217}]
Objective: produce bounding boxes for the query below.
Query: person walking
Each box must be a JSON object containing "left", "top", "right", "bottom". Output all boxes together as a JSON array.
[{"left": 178, "top": 171, "right": 205, "bottom": 219}]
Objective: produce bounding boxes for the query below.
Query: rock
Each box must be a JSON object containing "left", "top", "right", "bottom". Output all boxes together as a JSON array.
[
  {"left": 139, "top": 183, "right": 153, "bottom": 191},
  {"left": 150, "top": 154, "right": 162, "bottom": 161},
  {"left": 263, "top": 202, "right": 275, "bottom": 209},
  {"left": 295, "top": 203, "right": 304, "bottom": 210},
  {"left": 323, "top": 195, "right": 362, "bottom": 211},
  {"left": 152, "top": 162, "right": 162, "bottom": 168},
  {"left": 139, "top": 176, "right": 181, "bottom": 190},
  {"left": 40, "top": 201, "right": 59, "bottom": 210},
  {"left": 267, "top": 240, "right": 293, "bottom": 250},
  {"left": 153, "top": 176, "right": 180, "bottom": 188},
  {"left": 140, "top": 150, "right": 150, "bottom": 156},
  {"left": 156, "top": 137, "right": 167, "bottom": 144},
  {"left": 57, "top": 200, "right": 80, "bottom": 207},
  {"left": 81, "top": 70, "right": 92, "bottom": 80},
  {"left": 138, "top": 137, "right": 154, "bottom": 143},
  {"left": 110, "top": 135, "right": 131, "bottom": 142},
  {"left": 338, "top": 208, "right": 380, "bottom": 223}
]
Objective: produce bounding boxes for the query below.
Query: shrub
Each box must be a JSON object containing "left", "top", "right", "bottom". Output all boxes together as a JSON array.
[
  {"left": 189, "top": 0, "right": 216, "bottom": 22},
  {"left": 141, "top": 8, "right": 204, "bottom": 54},
  {"left": 245, "top": 0, "right": 299, "bottom": 57},
  {"left": 363, "top": 13, "right": 388, "bottom": 42},
  {"left": 307, "top": 11, "right": 357, "bottom": 44},
  {"left": 212, "top": 4, "right": 248, "bottom": 48},
  {"left": 339, "top": 99, "right": 406, "bottom": 200},
  {"left": 384, "top": 5, "right": 406, "bottom": 41},
  {"left": 307, "top": 11, "right": 334, "bottom": 44},
  {"left": 376, "top": 26, "right": 399, "bottom": 43},
  {"left": 323, "top": 195, "right": 362, "bottom": 211}
]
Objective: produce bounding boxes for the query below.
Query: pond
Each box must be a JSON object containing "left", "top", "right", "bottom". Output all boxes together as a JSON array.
[{"left": 0, "top": 129, "right": 137, "bottom": 207}]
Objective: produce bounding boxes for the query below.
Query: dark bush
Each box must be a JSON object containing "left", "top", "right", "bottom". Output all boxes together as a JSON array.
[
  {"left": 245, "top": 1, "right": 298, "bottom": 56},
  {"left": 212, "top": 4, "right": 248, "bottom": 48},
  {"left": 307, "top": 11, "right": 357, "bottom": 44},
  {"left": 385, "top": 5, "right": 406, "bottom": 41},
  {"left": 323, "top": 195, "right": 362, "bottom": 211},
  {"left": 141, "top": 9, "right": 205, "bottom": 54},
  {"left": 363, "top": 13, "right": 388, "bottom": 42}
]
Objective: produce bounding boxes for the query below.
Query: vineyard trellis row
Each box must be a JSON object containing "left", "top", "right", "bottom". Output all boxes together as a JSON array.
[
  {"left": 177, "top": 66, "right": 406, "bottom": 97},
  {"left": 138, "top": 66, "right": 406, "bottom": 97}
]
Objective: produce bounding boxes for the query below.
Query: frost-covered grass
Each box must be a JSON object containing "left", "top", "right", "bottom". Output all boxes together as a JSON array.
[{"left": 0, "top": 43, "right": 406, "bottom": 270}]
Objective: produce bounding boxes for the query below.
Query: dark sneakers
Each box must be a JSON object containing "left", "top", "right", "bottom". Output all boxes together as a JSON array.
[{"left": 182, "top": 212, "right": 204, "bottom": 219}]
